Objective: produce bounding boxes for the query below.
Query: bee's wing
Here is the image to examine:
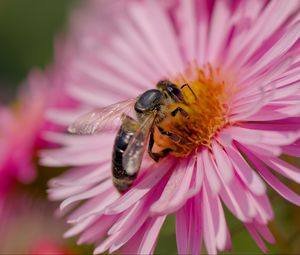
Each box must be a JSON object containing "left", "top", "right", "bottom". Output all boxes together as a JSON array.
[
  {"left": 122, "top": 113, "right": 156, "bottom": 176},
  {"left": 68, "top": 98, "right": 136, "bottom": 135}
]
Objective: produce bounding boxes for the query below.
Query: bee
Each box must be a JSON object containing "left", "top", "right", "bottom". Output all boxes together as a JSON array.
[{"left": 68, "top": 80, "right": 195, "bottom": 193}]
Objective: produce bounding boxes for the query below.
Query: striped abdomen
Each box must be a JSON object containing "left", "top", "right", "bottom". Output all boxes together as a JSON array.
[{"left": 112, "top": 125, "right": 137, "bottom": 193}]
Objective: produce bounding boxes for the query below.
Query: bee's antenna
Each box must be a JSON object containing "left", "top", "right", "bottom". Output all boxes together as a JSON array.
[{"left": 181, "top": 84, "right": 197, "bottom": 100}]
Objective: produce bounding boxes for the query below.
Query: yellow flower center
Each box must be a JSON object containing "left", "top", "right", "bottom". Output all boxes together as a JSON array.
[{"left": 154, "top": 64, "right": 232, "bottom": 157}]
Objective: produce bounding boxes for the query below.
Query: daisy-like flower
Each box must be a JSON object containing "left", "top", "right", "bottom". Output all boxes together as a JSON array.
[
  {"left": 0, "top": 71, "right": 48, "bottom": 199},
  {"left": 0, "top": 41, "right": 74, "bottom": 201},
  {"left": 43, "top": 0, "right": 300, "bottom": 254}
]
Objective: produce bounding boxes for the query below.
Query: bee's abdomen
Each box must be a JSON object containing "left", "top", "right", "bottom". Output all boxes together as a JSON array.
[{"left": 112, "top": 126, "right": 137, "bottom": 193}]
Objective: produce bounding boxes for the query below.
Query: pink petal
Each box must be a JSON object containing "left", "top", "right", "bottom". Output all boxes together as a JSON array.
[
  {"left": 228, "top": 1, "right": 299, "bottom": 68},
  {"left": 245, "top": 223, "right": 268, "bottom": 253},
  {"left": 73, "top": 58, "right": 140, "bottom": 97},
  {"left": 42, "top": 131, "right": 107, "bottom": 146},
  {"left": 106, "top": 159, "right": 173, "bottom": 214},
  {"left": 67, "top": 190, "right": 117, "bottom": 223},
  {"left": 176, "top": 204, "right": 189, "bottom": 255},
  {"left": 176, "top": 195, "right": 203, "bottom": 255},
  {"left": 244, "top": 119, "right": 300, "bottom": 132},
  {"left": 207, "top": 0, "right": 231, "bottom": 64},
  {"left": 66, "top": 85, "right": 120, "bottom": 107},
  {"left": 212, "top": 140, "right": 233, "bottom": 184},
  {"left": 49, "top": 164, "right": 110, "bottom": 187},
  {"left": 241, "top": 21, "right": 300, "bottom": 80},
  {"left": 64, "top": 215, "right": 97, "bottom": 238},
  {"left": 60, "top": 179, "right": 112, "bottom": 210},
  {"left": 108, "top": 201, "right": 143, "bottom": 235},
  {"left": 151, "top": 158, "right": 194, "bottom": 214},
  {"left": 138, "top": 216, "right": 166, "bottom": 254},
  {"left": 94, "top": 47, "right": 153, "bottom": 90},
  {"left": 167, "top": 157, "right": 196, "bottom": 210},
  {"left": 41, "top": 153, "right": 108, "bottom": 167},
  {"left": 236, "top": 54, "right": 293, "bottom": 94},
  {"left": 73, "top": 190, "right": 119, "bottom": 223},
  {"left": 201, "top": 149, "right": 221, "bottom": 194},
  {"left": 215, "top": 196, "right": 229, "bottom": 250},
  {"left": 94, "top": 235, "right": 115, "bottom": 255},
  {"left": 178, "top": 1, "right": 197, "bottom": 63},
  {"left": 219, "top": 175, "right": 251, "bottom": 222},
  {"left": 239, "top": 144, "right": 300, "bottom": 206},
  {"left": 282, "top": 143, "right": 300, "bottom": 157},
  {"left": 78, "top": 215, "right": 116, "bottom": 244},
  {"left": 114, "top": 15, "right": 166, "bottom": 76},
  {"left": 249, "top": 194, "right": 274, "bottom": 224},
  {"left": 196, "top": 0, "right": 210, "bottom": 64},
  {"left": 190, "top": 195, "right": 202, "bottom": 255},
  {"left": 224, "top": 126, "right": 299, "bottom": 146},
  {"left": 264, "top": 157, "right": 300, "bottom": 184},
  {"left": 109, "top": 206, "right": 149, "bottom": 252},
  {"left": 109, "top": 34, "right": 158, "bottom": 81},
  {"left": 241, "top": 143, "right": 281, "bottom": 157},
  {"left": 187, "top": 154, "right": 204, "bottom": 197},
  {"left": 48, "top": 184, "right": 93, "bottom": 201},
  {"left": 225, "top": 145, "right": 266, "bottom": 195},
  {"left": 128, "top": 2, "right": 183, "bottom": 75},
  {"left": 254, "top": 222, "right": 275, "bottom": 244},
  {"left": 202, "top": 183, "right": 217, "bottom": 254}
]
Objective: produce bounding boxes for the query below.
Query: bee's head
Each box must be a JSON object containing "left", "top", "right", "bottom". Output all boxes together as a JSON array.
[{"left": 156, "top": 80, "right": 184, "bottom": 102}]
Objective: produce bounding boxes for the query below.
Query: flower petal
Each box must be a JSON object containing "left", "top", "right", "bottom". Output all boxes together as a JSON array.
[
  {"left": 239, "top": 143, "right": 300, "bottom": 206},
  {"left": 106, "top": 159, "right": 172, "bottom": 214},
  {"left": 225, "top": 145, "right": 266, "bottom": 195},
  {"left": 202, "top": 149, "right": 221, "bottom": 194},
  {"left": 212, "top": 140, "right": 233, "bottom": 184}
]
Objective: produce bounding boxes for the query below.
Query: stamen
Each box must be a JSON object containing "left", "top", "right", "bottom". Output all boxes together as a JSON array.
[{"left": 154, "top": 64, "right": 232, "bottom": 158}]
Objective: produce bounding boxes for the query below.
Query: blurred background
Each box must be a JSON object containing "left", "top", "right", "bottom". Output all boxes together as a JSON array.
[
  {"left": 0, "top": 0, "right": 76, "bottom": 102},
  {"left": 0, "top": 0, "right": 299, "bottom": 254}
]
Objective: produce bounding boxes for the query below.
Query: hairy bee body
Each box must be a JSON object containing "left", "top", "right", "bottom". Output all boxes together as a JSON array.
[
  {"left": 68, "top": 80, "right": 191, "bottom": 194},
  {"left": 112, "top": 116, "right": 140, "bottom": 193},
  {"left": 112, "top": 81, "right": 189, "bottom": 193}
]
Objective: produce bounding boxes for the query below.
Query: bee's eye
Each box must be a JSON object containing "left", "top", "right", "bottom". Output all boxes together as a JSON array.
[
  {"left": 167, "top": 84, "right": 183, "bottom": 102},
  {"left": 169, "top": 86, "right": 180, "bottom": 95}
]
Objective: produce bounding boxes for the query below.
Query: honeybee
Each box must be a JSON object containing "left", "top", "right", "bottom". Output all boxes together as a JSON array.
[{"left": 69, "top": 80, "right": 195, "bottom": 193}]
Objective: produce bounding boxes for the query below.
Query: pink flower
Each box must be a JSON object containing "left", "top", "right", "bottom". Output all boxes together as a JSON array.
[
  {"left": 0, "top": 193, "right": 70, "bottom": 254},
  {"left": 0, "top": 72, "right": 47, "bottom": 198},
  {"left": 28, "top": 240, "right": 73, "bottom": 255},
  {"left": 0, "top": 41, "right": 74, "bottom": 200},
  {"left": 42, "top": 0, "right": 300, "bottom": 254}
]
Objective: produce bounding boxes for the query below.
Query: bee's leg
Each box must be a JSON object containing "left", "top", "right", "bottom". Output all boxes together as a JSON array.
[
  {"left": 171, "top": 107, "right": 189, "bottom": 118},
  {"left": 181, "top": 83, "right": 197, "bottom": 100},
  {"left": 157, "top": 126, "right": 182, "bottom": 143},
  {"left": 148, "top": 129, "right": 172, "bottom": 162},
  {"left": 152, "top": 148, "right": 172, "bottom": 162},
  {"left": 148, "top": 130, "right": 160, "bottom": 162}
]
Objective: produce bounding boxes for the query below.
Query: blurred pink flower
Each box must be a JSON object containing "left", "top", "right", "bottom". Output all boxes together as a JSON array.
[
  {"left": 0, "top": 193, "right": 71, "bottom": 254},
  {"left": 0, "top": 72, "right": 47, "bottom": 198},
  {"left": 0, "top": 41, "right": 74, "bottom": 200},
  {"left": 28, "top": 240, "right": 72, "bottom": 255},
  {"left": 42, "top": 0, "right": 300, "bottom": 254}
]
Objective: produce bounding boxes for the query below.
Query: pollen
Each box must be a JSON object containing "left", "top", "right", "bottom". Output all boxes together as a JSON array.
[{"left": 154, "top": 64, "right": 232, "bottom": 158}]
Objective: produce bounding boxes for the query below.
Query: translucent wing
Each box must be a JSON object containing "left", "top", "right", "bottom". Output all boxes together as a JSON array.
[
  {"left": 68, "top": 98, "right": 136, "bottom": 135},
  {"left": 122, "top": 113, "right": 156, "bottom": 175}
]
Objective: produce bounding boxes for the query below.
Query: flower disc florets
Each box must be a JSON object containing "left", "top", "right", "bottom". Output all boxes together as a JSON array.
[{"left": 155, "top": 65, "right": 231, "bottom": 157}]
